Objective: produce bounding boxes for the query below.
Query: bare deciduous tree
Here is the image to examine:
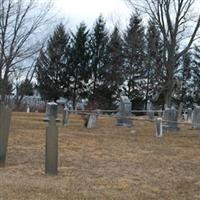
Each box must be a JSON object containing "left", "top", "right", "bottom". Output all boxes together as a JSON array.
[
  {"left": 125, "top": 0, "right": 200, "bottom": 106},
  {"left": 0, "top": 0, "right": 52, "bottom": 102}
]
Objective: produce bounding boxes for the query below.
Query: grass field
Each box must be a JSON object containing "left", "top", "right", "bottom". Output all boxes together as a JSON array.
[{"left": 1, "top": 112, "right": 200, "bottom": 199}]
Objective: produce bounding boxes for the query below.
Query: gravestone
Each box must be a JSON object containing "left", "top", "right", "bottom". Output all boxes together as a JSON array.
[
  {"left": 163, "top": 107, "right": 180, "bottom": 132},
  {"left": 177, "top": 102, "right": 184, "bottom": 121},
  {"left": 86, "top": 113, "right": 97, "bottom": 128},
  {"left": 0, "top": 103, "right": 12, "bottom": 167},
  {"left": 117, "top": 96, "right": 133, "bottom": 127},
  {"left": 147, "top": 100, "right": 154, "bottom": 119},
  {"left": 155, "top": 118, "right": 163, "bottom": 137},
  {"left": 192, "top": 106, "right": 200, "bottom": 129},
  {"left": 62, "top": 106, "right": 69, "bottom": 126},
  {"left": 45, "top": 117, "right": 58, "bottom": 175},
  {"left": 27, "top": 104, "right": 30, "bottom": 113},
  {"left": 44, "top": 102, "right": 59, "bottom": 121},
  {"left": 187, "top": 108, "right": 192, "bottom": 122}
]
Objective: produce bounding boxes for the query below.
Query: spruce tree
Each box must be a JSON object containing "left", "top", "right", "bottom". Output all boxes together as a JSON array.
[
  {"left": 192, "top": 46, "right": 200, "bottom": 104},
  {"left": 145, "top": 20, "right": 165, "bottom": 106},
  {"left": 36, "top": 23, "right": 71, "bottom": 101},
  {"left": 123, "top": 13, "right": 145, "bottom": 107},
  {"left": 95, "top": 26, "right": 124, "bottom": 109},
  {"left": 70, "top": 23, "right": 90, "bottom": 108},
  {"left": 89, "top": 15, "right": 109, "bottom": 99}
]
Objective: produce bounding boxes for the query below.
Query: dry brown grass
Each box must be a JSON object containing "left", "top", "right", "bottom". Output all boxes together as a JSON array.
[{"left": 1, "top": 112, "right": 200, "bottom": 199}]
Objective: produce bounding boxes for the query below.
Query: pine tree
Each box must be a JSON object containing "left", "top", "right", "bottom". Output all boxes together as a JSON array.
[
  {"left": 36, "top": 23, "right": 71, "bottom": 101},
  {"left": 70, "top": 23, "right": 90, "bottom": 108},
  {"left": 89, "top": 15, "right": 109, "bottom": 99},
  {"left": 145, "top": 20, "right": 165, "bottom": 107},
  {"left": 123, "top": 13, "right": 145, "bottom": 107},
  {"left": 192, "top": 46, "right": 200, "bottom": 104},
  {"left": 95, "top": 26, "right": 124, "bottom": 109}
]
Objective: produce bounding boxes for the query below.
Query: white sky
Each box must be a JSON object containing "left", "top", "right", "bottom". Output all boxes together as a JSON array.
[{"left": 53, "top": 0, "right": 132, "bottom": 31}]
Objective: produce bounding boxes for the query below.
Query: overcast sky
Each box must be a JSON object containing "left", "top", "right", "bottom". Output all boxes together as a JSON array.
[
  {"left": 53, "top": 0, "right": 200, "bottom": 34},
  {"left": 54, "top": 0, "right": 132, "bottom": 30}
]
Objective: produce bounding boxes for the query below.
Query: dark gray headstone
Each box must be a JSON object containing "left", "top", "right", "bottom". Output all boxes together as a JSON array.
[
  {"left": 155, "top": 118, "right": 163, "bottom": 137},
  {"left": 117, "top": 96, "right": 133, "bottom": 127},
  {"left": 44, "top": 102, "right": 59, "bottom": 121},
  {"left": 187, "top": 108, "right": 192, "bottom": 122},
  {"left": 177, "top": 102, "right": 184, "bottom": 121},
  {"left": 192, "top": 106, "right": 200, "bottom": 129},
  {"left": 147, "top": 101, "right": 154, "bottom": 119},
  {"left": 45, "top": 117, "right": 58, "bottom": 175},
  {"left": 0, "top": 104, "right": 12, "bottom": 167},
  {"left": 163, "top": 107, "right": 180, "bottom": 132}
]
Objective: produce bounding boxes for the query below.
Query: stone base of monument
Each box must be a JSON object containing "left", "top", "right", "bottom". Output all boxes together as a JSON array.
[
  {"left": 162, "top": 123, "right": 180, "bottom": 133},
  {"left": 117, "top": 118, "right": 133, "bottom": 127},
  {"left": 43, "top": 117, "right": 61, "bottom": 122}
]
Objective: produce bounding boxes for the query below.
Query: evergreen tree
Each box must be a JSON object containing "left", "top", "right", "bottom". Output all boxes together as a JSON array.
[
  {"left": 145, "top": 20, "right": 165, "bottom": 106},
  {"left": 178, "top": 52, "right": 193, "bottom": 106},
  {"left": 123, "top": 13, "right": 145, "bottom": 107},
  {"left": 192, "top": 46, "right": 200, "bottom": 104},
  {"left": 18, "top": 79, "right": 34, "bottom": 96},
  {"left": 95, "top": 26, "right": 124, "bottom": 109},
  {"left": 89, "top": 15, "right": 109, "bottom": 99},
  {"left": 36, "top": 23, "right": 71, "bottom": 101},
  {"left": 70, "top": 23, "right": 90, "bottom": 108}
]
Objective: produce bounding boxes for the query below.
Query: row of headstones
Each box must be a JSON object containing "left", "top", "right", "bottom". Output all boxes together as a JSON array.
[
  {"left": 44, "top": 102, "right": 97, "bottom": 128},
  {"left": 155, "top": 106, "right": 200, "bottom": 137}
]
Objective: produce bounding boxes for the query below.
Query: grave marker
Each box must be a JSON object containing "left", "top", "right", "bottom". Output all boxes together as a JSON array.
[
  {"left": 86, "top": 113, "right": 97, "bottom": 128},
  {"left": 192, "top": 106, "right": 200, "bottom": 129},
  {"left": 147, "top": 100, "right": 154, "bottom": 119},
  {"left": 44, "top": 102, "right": 59, "bottom": 121},
  {"left": 45, "top": 117, "right": 58, "bottom": 175},
  {"left": 0, "top": 103, "right": 12, "bottom": 167},
  {"left": 163, "top": 107, "right": 180, "bottom": 132},
  {"left": 62, "top": 106, "right": 69, "bottom": 126},
  {"left": 117, "top": 96, "right": 133, "bottom": 127},
  {"left": 155, "top": 118, "right": 163, "bottom": 137}
]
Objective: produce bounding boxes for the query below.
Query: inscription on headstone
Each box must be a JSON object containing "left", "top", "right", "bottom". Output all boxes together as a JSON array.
[
  {"left": 0, "top": 104, "right": 12, "bottom": 167},
  {"left": 45, "top": 117, "right": 58, "bottom": 175},
  {"left": 117, "top": 96, "right": 133, "bottom": 127}
]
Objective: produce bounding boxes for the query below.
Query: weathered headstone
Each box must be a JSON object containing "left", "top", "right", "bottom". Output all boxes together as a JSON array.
[
  {"left": 192, "top": 106, "right": 200, "bottom": 129},
  {"left": 117, "top": 96, "right": 133, "bottom": 127},
  {"left": 177, "top": 102, "right": 184, "bottom": 121},
  {"left": 155, "top": 118, "right": 163, "bottom": 137},
  {"left": 45, "top": 117, "right": 58, "bottom": 175},
  {"left": 44, "top": 102, "right": 59, "bottom": 121},
  {"left": 86, "top": 113, "right": 97, "bottom": 128},
  {"left": 0, "top": 103, "right": 12, "bottom": 167},
  {"left": 62, "top": 107, "right": 69, "bottom": 126},
  {"left": 187, "top": 108, "right": 192, "bottom": 122},
  {"left": 147, "top": 100, "right": 154, "bottom": 119},
  {"left": 163, "top": 107, "right": 180, "bottom": 132},
  {"left": 26, "top": 104, "right": 30, "bottom": 113}
]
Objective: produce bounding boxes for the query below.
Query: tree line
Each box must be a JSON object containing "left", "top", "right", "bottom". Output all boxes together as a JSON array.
[{"left": 35, "top": 14, "right": 200, "bottom": 110}]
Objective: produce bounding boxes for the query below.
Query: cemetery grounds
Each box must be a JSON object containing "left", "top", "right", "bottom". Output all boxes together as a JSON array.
[{"left": 1, "top": 112, "right": 200, "bottom": 200}]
